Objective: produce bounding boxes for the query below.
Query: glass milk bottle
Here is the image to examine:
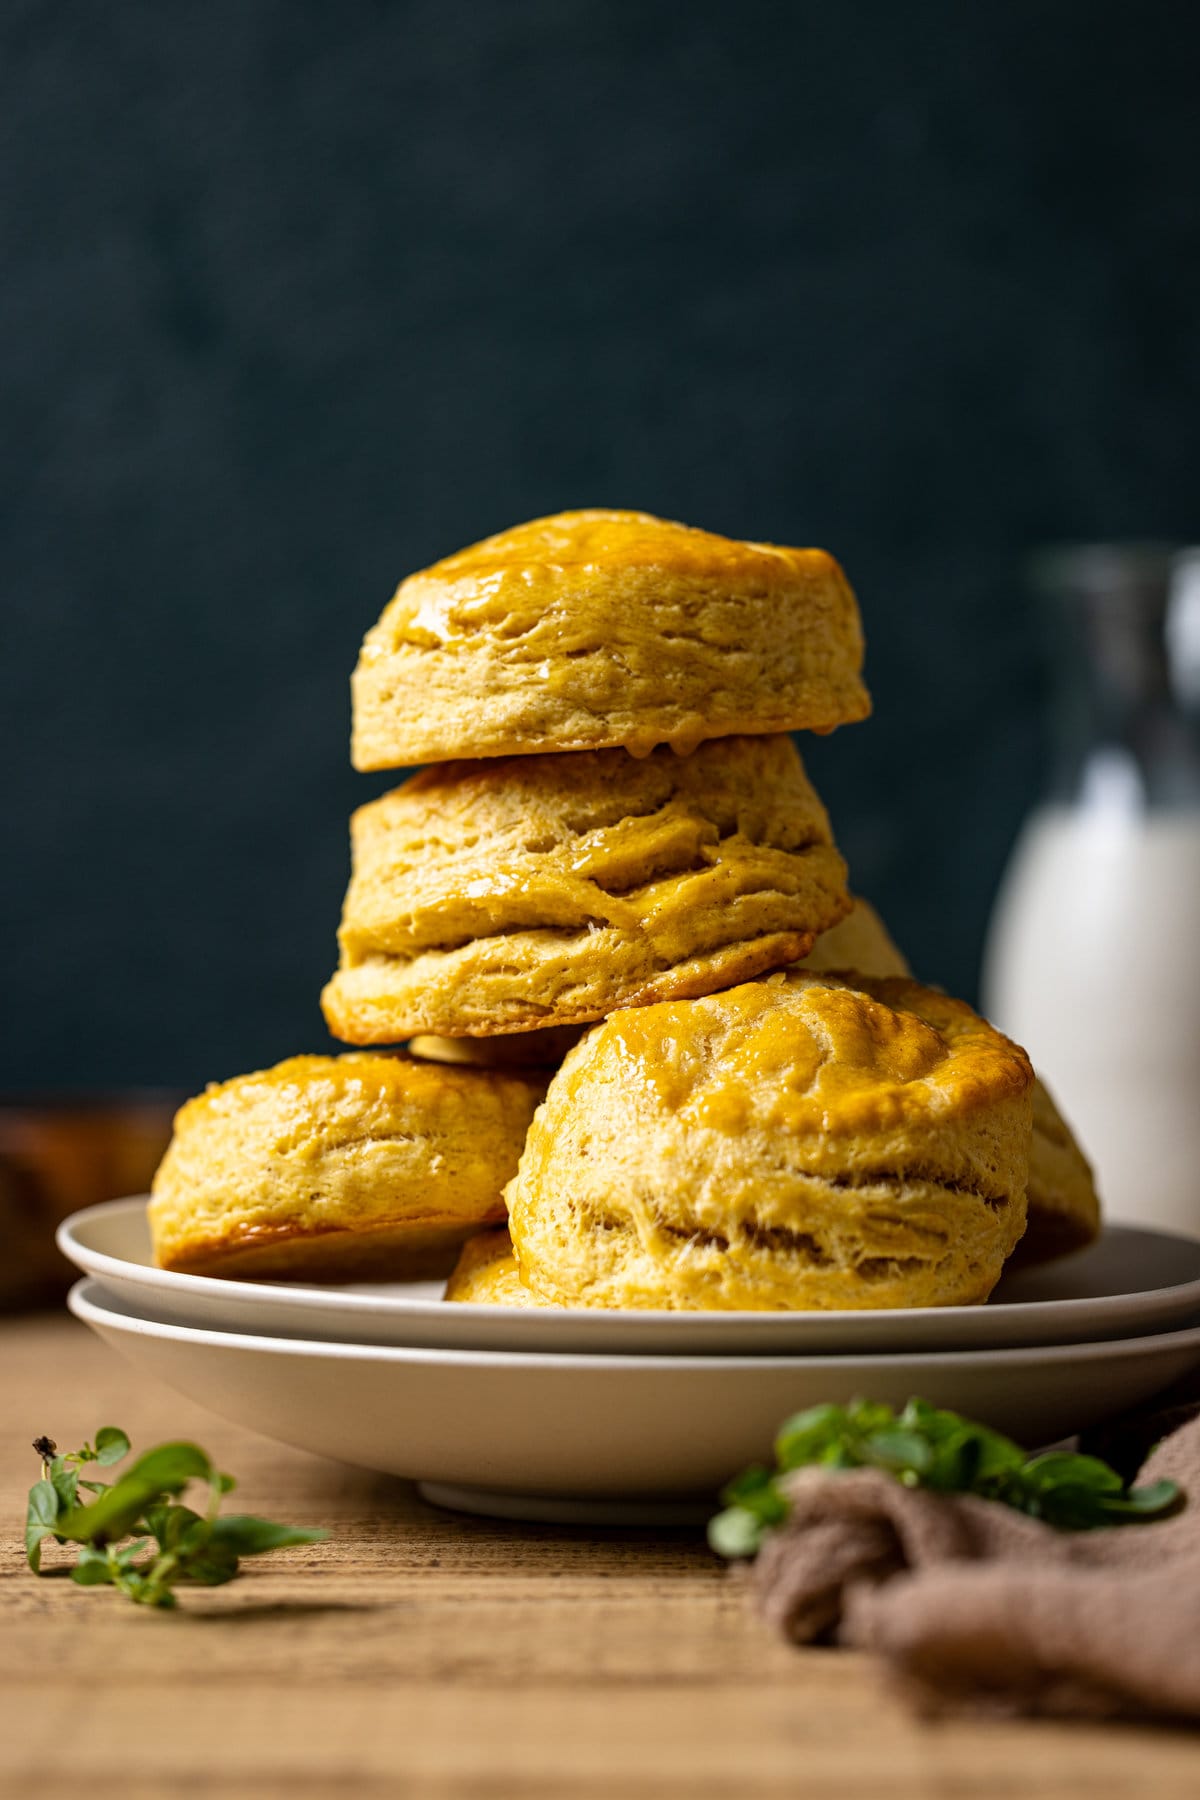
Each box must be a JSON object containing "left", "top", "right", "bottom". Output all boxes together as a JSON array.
[{"left": 982, "top": 546, "right": 1200, "bottom": 1237}]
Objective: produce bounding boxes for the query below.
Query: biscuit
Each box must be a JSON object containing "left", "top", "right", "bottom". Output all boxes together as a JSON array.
[
  {"left": 322, "top": 735, "right": 850, "bottom": 1040},
  {"left": 799, "top": 897, "right": 1101, "bottom": 1264},
  {"left": 149, "top": 1053, "right": 544, "bottom": 1280},
  {"left": 351, "top": 510, "right": 870, "bottom": 767},
  {"left": 1007, "top": 1076, "right": 1101, "bottom": 1265},
  {"left": 797, "top": 893, "right": 910, "bottom": 980},
  {"left": 506, "top": 972, "right": 1033, "bottom": 1311},
  {"left": 443, "top": 1227, "right": 547, "bottom": 1307}
]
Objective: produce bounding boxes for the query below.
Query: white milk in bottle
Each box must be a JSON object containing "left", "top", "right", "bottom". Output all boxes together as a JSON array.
[{"left": 983, "top": 547, "right": 1200, "bottom": 1237}]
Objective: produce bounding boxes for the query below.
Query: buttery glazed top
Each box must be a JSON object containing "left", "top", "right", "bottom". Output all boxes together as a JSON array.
[
  {"left": 352, "top": 510, "right": 870, "bottom": 765},
  {"left": 165, "top": 1052, "right": 541, "bottom": 1153},
  {"left": 378, "top": 509, "right": 851, "bottom": 647},
  {"left": 578, "top": 973, "right": 1033, "bottom": 1143}
]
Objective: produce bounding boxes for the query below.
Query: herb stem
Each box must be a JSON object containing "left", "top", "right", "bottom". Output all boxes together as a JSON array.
[{"left": 143, "top": 1549, "right": 178, "bottom": 1604}]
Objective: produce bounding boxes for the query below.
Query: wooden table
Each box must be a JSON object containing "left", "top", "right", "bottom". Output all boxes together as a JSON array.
[{"left": 2, "top": 1311, "right": 1197, "bottom": 1798}]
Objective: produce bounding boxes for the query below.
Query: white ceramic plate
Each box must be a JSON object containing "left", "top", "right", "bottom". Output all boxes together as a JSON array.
[
  {"left": 69, "top": 1277, "right": 1200, "bottom": 1515},
  {"left": 60, "top": 1197, "right": 1200, "bottom": 1355}
]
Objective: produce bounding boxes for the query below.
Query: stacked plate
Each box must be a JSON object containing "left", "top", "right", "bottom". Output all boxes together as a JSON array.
[{"left": 63, "top": 1197, "right": 1200, "bottom": 1523}]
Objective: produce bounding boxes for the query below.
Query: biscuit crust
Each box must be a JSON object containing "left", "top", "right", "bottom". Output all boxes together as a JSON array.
[
  {"left": 322, "top": 735, "right": 850, "bottom": 1040},
  {"left": 149, "top": 1053, "right": 545, "bottom": 1280},
  {"left": 443, "top": 1227, "right": 547, "bottom": 1307},
  {"left": 799, "top": 897, "right": 1101, "bottom": 1265},
  {"left": 351, "top": 510, "right": 870, "bottom": 767},
  {"left": 506, "top": 972, "right": 1033, "bottom": 1311},
  {"left": 1007, "top": 1076, "right": 1101, "bottom": 1265},
  {"left": 798, "top": 894, "right": 910, "bottom": 979}
]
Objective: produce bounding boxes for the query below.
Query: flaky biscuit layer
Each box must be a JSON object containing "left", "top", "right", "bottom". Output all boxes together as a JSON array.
[
  {"left": 443, "top": 1227, "right": 547, "bottom": 1307},
  {"left": 323, "top": 735, "right": 849, "bottom": 1039}
]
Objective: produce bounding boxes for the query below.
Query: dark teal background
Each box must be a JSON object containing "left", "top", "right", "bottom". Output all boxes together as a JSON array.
[{"left": 3, "top": 1, "right": 1198, "bottom": 1087}]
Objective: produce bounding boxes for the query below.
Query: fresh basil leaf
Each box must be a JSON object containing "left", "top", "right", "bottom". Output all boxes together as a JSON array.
[
  {"left": 1029, "top": 1486, "right": 1110, "bottom": 1530},
  {"left": 25, "top": 1479, "right": 61, "bottom": 1572},
  {"left": 923, "top": 1427, "right": 982, "bottom": 1491},
  {"left": 142, "top": 1503, "right": 175, "bottom": 1549},
  {"left": 217, "top": 1472, "right": 237, "bottom": 1494},
  {"left": 861, "top": 1429, "right": 933, "bottom": 1476},
  {"left": 49, "top": 1457, "right": 79, "bottom": 1512},
  {"left": 907, "top": 1403, "right": 1019, "bottom": 1467},
  {"left": 846, "top": 1399, "right": 897, "bottom": 1436},
  {"left": 145, "top": 1504, "right": 207, "bottom": 1554},
  {"left": 94, "top": 1427, "right": 131, "bottom": 1467},
  {"left": 717, "top": 1476, "right": 788, "bottom": 1530},
  {"left": 774, "top": 1405, "right": 848, "bottom": 1468},
  {"left": 121, "top": 1441, "right": 214, "bottom": 1492},
  {"left": 54, "top": 1443, "right": 212, "bottom": 1546},
  {"left": 210, "top": 1515, "right": 328, "bottom": 1556},
  {"left": 177, "top": 1518, "right": 216, "bottom": 1559},
  {"left": 180, "top": 1540, "right": 241, "bottom": 1586},
  {"left": 70, "top": 1547, "right": 115, "bottom": 1586},
  {"left": 1097, "top": 1479, "right": 1182, "bottom": 1520},
  {"left": 1024, "top": 1452, "right": 1124, "bottom": 1496},
  {"left": 904, "top": 1403, "right": 1024, "bottom": 1476},
  {"left": 707, "top": 1506, "right": 766, "bottom": 1559},
  {"left": 964, "top": 1428, "right": 1027, "bottom": 1481},
  {"left": 898, "top": 1399, "right": 946, "bottom": 1434},
  {"left": 28, "top": 1477, "right": 60, "bottom": 1525},
  {"left": 53, "top": 1476, "right": 156, "bottom": 1546},
  {"left": 720, "top": 1464, "right": 775, "bottom": 1505}
]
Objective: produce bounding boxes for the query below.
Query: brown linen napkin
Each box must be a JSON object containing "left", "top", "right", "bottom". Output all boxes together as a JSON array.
[{"left": 751, "top": 1409, "right": 1200, "bottom": 1720}]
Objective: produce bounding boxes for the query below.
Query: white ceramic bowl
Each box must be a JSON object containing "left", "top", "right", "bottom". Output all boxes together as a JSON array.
[
  {"left": 59, "top": 1197, "right": 1200, "bottom": 1355},
  {"left": 70, "top": 1277, "right": 1200, "bottom": 1517}
]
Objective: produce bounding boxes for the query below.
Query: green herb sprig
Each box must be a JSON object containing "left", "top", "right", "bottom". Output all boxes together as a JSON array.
[
  {"left": 27, "top": 1428, "right": 327, "bottom": 1608},
  {"left": 709, "top": 1397, "right": 1183, "bottom": 1559}
]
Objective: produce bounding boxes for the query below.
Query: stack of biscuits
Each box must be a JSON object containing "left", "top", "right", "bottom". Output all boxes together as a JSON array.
[{"left": 150, "top": 510, "right": 1099, "bottom": 1311}]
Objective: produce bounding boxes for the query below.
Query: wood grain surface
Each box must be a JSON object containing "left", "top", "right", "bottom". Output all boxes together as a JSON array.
[{"left": 2, "top": 1311, "right": 1197, "bottom": 1798}]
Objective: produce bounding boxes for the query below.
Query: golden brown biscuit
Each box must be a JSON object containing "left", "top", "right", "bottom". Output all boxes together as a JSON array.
[
  {"left": 506, "top": 972, "right": 1033, "bottom": 1311},
  {"left": 351, "top": 510, "right": 870, "bottom": 768},
  {"left": 798, "top": 897, "right": 1101, "bottom": 1264},
  {"left": 443, "top": 1227, "right": 548, "bottom": 1307},
  {"left": 1006, "top": 1076, "right": 1101, "bottom": 1265},
  {"left": 798, "top": 894, "right": 910, "bottom": 979},
  {"left": 322, "top": 735, "right": 850, "bottom": 1041},
  {"left": 149, "top": 1053, "right": 544, "bottom": 1280}
]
